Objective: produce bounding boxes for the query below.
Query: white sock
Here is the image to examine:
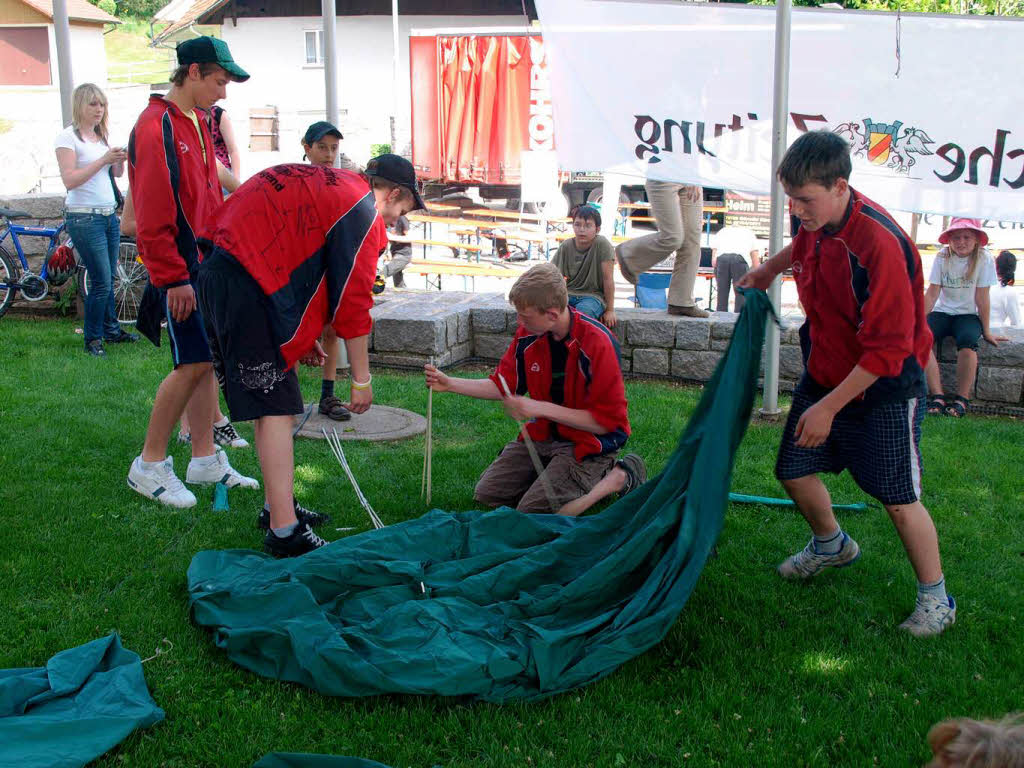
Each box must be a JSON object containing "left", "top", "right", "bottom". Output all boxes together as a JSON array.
[
  {"left": 190, "top": 453, "right": 220, "bottom": 467},
  {"left": 139, "top": 457, "right": 165, "bottom": 471},
  {"left": 272, "top": 523, "right": 298, "bottom": 538},
  {"left": 214, "top": 417, "right": 229, "bottom": 428}
]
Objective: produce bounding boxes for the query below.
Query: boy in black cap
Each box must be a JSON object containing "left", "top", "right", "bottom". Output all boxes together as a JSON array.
[
  {"left": 300, "top": 120, "right": 361, "bottom": 421},
  {"left": 197, "top": 154, "right": 424, "bottom": 556},
  {"left": 126, "top": 35, "right": 255, "bottom": 509},
  {"left": 301, "top": 121, "right": 359, "bottom": 172}
]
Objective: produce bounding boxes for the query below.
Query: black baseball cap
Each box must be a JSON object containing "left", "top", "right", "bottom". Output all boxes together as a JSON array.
[
  {"left": 302, "top": 121, "right": 343, "bottom": 145},
  {"left": 177, "top": 36, "right": 249, "bottom": 82},
  {"left": 365, "top": 153, "right": 425, "bottom": 211}
]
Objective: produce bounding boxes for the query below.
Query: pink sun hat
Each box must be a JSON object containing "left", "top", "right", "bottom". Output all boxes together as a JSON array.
[{"left": 938, "top": 217, "right": 989, "bottom": 247}]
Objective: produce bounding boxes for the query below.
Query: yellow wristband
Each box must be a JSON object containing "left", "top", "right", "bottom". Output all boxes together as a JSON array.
[{"left": 351, "top": 374, "right": 372, "bottom": 391}]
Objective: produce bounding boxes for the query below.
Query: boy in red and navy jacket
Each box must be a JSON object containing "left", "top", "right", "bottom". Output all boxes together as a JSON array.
[
  {"left": 425, "top": 263, "right": 646, "bottom": 516},
  {"left": 126, "top": 37, "right": 257, "bottom": 511},
  {"left": 738, "top": 130, "right": 955, "bottom": 638},
  {"left": 198, "top": 155, "right": 424, "bottom": 557}
]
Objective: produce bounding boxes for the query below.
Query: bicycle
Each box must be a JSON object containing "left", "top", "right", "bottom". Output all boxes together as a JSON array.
[
  {"left": 0, "top": 206, "right": 147, "bottom": 323},
  {"left": 0, "top": 206, "right": 74, "bottom": 319},
  {"left": 77, "top": 235, "right": 148, "bottom": 325}
]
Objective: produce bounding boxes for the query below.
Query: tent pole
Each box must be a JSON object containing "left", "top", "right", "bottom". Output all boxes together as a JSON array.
[{"left": 761, "top": 0, "right": 792, "bottom": 417}]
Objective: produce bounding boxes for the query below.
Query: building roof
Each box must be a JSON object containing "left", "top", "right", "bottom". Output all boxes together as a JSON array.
[
  {"left": 152, "top": 0, "right": 227, "bottom": 42},
  {"left": 153, "top": 0, "right": 537, "bottom": 43},
  {"left": 18, "top": 0, "right": 119, "bottom": 24}
]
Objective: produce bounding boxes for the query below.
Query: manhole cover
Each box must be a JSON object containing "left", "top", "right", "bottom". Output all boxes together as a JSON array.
[{"left": 294, "top": 403, "right": 426, "bottom": 441}]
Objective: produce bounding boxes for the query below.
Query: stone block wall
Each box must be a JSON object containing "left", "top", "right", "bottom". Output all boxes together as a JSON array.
[{"left": 367, "top": 293, "right": 1024, "bottom": 413}]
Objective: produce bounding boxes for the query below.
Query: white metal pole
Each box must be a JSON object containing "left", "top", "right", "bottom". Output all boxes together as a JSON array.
[
  {"left": 321, "top": 0, "right": 349, "bottom": 369},
  {"left": 53, "top": 0, "right": 74, "bottom": 128},
  {"left": 760, "top": 0, "right": 792, "bottom": 417},
  {"left": 322, "top": 0, "right": 339, "bottom": 133},
  {"left": 392, "top": 0, "right": 400, "bottom": 153}
]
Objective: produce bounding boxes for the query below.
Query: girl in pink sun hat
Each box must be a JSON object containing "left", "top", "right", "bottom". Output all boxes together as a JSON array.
[{"left": 924, "top": 217, "right": 1007, "bottom": 417}]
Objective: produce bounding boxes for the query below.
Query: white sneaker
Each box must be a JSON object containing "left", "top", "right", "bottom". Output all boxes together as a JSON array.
[
  {"left": 185, "top": 450, "right": 260, "bottom": 490},
  {"left": 127, "top": 455, "right": 197, "bottom": 508}
]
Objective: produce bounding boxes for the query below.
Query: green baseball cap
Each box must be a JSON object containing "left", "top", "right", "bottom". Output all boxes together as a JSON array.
[{"left": 176, "top": 36, "right": 249, "bottom": 82}]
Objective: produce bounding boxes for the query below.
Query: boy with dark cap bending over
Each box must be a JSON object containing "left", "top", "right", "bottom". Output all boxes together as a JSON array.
[{"left": 197, "top": 154, "right": 423, "bottom": 556}]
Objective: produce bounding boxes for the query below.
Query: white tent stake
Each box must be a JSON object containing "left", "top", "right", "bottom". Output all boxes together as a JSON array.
[{"left": 421, "top": 355, "right": 434, "bottom": 505}]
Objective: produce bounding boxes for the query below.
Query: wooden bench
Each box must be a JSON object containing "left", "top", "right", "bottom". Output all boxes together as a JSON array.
[
  {"left": 396, "top": 237, "right": 484, "bottom": 257},
  {"left": 404, "top": 258, "right": 524, "bottom": 291}
]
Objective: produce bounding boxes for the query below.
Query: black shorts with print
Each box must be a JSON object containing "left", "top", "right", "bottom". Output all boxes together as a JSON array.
[{"left": 196, "top": 248, "right": 304, "bottom": 422}]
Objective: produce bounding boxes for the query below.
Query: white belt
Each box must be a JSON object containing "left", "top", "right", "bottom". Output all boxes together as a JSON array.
[{"left": 65, "top": 206, "right": 116, "bottom": 215}]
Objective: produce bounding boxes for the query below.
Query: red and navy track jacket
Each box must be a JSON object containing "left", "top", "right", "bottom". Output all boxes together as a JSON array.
[
  {"left": 201, "top": 164, "right": 386, "bottom": 370},
  {"left": 791, "top": 189, "right": 933, "bottom": 402},
  {"left": 490, "top": 308, "right": 630, "bottom": 461},
  {"left": 128, "top": 95, "right": 222, "bottom": 288}
]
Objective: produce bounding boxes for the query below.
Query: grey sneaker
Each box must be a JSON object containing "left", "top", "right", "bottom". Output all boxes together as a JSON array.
[
  {"left": 778, "top": 533, "right": 860, "bottom": 580},
  {"left": 899, "top": 595, "right": 956, "bottom": 638},
  {"left": 213, "top": 420, "right": 249, "bottom": 448}
]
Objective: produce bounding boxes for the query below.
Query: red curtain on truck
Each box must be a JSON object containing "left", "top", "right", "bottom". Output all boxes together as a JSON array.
[{"left": 435, "top": 35, "right": 532, "bottom": 185}]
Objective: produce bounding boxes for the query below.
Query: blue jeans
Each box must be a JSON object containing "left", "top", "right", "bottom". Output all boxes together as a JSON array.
[
  {"left": 66, "top": 212, "right": 121, "bottom": 343},
  {"left": 568, "top": 294, "right": 605, "bottom": 320}
]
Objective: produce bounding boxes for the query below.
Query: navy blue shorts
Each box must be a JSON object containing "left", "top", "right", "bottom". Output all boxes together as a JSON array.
[
  {"left": 775, "top": 383, "right": 925, "bottom": 505},
  {"left": 163, "top": 282, "right": 213, "bottom": 367},
  {"left": 927, "top": 311, "right": 982, "bottom": 351}
]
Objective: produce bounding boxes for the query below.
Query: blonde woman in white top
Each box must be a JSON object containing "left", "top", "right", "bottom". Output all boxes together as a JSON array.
[{"left": 54, "top": 83, "right": 137, "bottom": 356}]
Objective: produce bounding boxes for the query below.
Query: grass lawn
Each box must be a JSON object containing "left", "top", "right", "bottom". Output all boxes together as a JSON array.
[{"left": 0, "top": 315, "right": 1021, "bottom": 768}]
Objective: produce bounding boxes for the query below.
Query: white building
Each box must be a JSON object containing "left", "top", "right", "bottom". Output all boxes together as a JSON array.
[
  {"left": 0, "top": 0, "right": 117, "bottom": 87},
  {"left": 154, "top": 0, "right": 535, "bottom": 176}
]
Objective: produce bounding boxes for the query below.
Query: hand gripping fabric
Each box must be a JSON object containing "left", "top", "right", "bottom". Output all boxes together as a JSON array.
[
  {"left": 188, "top": 290, "right": 774, "bottom": 703},
  {"left": 0, "top": 634, "right": 164, "bottom": 768}
]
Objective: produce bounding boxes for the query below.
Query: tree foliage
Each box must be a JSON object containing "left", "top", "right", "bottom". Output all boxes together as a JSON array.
[
  {"left": 87, "top": 0, "right": 166, "bottom": 20},
  {"left": 742, "top": 0, "right": 1024, "bottom": 14}
]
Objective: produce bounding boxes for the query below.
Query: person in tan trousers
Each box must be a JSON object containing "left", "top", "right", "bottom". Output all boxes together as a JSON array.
[{"left": 615, "top": 179, "right": 709, "bottom": 317}]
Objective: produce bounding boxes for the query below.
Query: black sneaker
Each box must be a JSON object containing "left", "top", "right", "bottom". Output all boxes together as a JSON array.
[
  {"left": 263, "top": 521, "right": 327, "bottom": 558},
  {"left": 258, "top": 501, "right": 330, "bottom": 530},
  {"left": 85, "top": 339, "right": 106, "bottom": 357},
  {"left": 318, "top": 395, "right": 351, "bottom": 421},
  {"left": 105, "top": 329, "right": 139, "bottom": 343}
]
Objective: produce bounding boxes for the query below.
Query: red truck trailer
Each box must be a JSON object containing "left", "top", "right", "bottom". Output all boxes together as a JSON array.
[{"left": 409, "top": 27, "right": 634, "bottom": 211}]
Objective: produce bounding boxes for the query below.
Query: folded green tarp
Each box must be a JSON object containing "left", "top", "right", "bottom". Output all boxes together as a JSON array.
[
  {"left": 0, "top": 633, "right": 164, "bottom": 768},
  {"left": 188, "top": 291, "right": 773, "bottom": 702},
  {"left": 253, "top": 755, "right": 393, "bottom": 768}
]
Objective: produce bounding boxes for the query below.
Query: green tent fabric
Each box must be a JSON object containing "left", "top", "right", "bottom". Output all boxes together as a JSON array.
[
  {"left": 253, "top": 755, "right": 393, "bottom": 768},
  {"left": 0, "top": 634, "right": 164, "bottom": 768},
  {"left": 188, "top": 290, "right": 774, "bottom": 702}
]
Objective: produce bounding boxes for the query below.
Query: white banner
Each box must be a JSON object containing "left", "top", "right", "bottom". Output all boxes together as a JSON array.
[{"left": 536, "top": 0, "right": 1024, "bottom": 222}]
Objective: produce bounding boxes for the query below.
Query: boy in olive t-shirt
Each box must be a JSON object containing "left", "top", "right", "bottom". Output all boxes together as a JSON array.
[{"left": 551, "top": 204, "right": 617, "bottom": 328}]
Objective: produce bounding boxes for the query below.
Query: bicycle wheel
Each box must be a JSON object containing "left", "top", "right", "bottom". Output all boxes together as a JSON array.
[
  {"left": 113, "top": 237, "right": 147, "bottom": 324},
  {"left": 0, "top": 245, "right": 20, "bottom": 319}
]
